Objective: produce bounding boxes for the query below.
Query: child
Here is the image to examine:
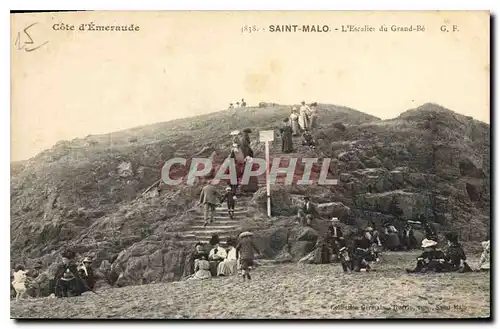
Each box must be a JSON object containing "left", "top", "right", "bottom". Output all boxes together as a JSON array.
[{"left": 220, "top": 186, "right": 237, "bottom": 219}]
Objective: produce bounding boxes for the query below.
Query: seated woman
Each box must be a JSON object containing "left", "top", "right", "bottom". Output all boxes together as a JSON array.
[
  {"left": 217, "top": 238, "right": 238, "bottom": 276},
  {"left": 184, "top": 243, "right": 209, "bottom": 278},
  {"left": 478, "top": 240, "right": 490, "bottom": 271},
  {"left": 298, "top": 236, "right": 331, "bottom": 265},
  {"left": 186, "top": 255, "right": 212, "bottom": 281},
  {"left": 443, "top": 232, "right": 472, "bottom": 273},
  {"left": 406, "top": 239, "right": 446, "bottom": 273}
]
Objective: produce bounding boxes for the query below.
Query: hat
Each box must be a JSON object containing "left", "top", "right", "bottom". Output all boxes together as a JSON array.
[
  {"left": 301, "top": 101, "right": 306, "bottom": 105},
  {"left": 230, "top": 130, "right": 241, "bottom": 136},
  {"left": 339, "top": 246, "right": 347, "bottom": 253},
  {"left": 243, "top": 128, "right": 252, "bottom": 133},
  {"left": 82, "top": 257, "right": 92, "bottom": 263},
  {"left": 209, "top": 234, "right": 220, "bottom": 245},
  {"left": 365, "top": 227, "right": 374, "bottom": 232},
  {"left": 304, "top": 196, "right": 310, "bottom": 200},
  {"left": 283, "top": 118, "right": 290, "bottom": 122},
  {"left": 225, "top": 187, "right": 232, "bottom": 191},
  {"left": 292, "top": 107, "right": 298, "bottom": 111},
  {"left": 239, "top": 231, "right": 253, "bottom": 238},
  {"left": 445, "top": 232, "right": 458, "bottom": 243},
  {"left": 331, "top": 217, "right": 339, "bottom": 222},
  {"left": 421, "top": 239, "right": 438, "bottom": 248},
  {"left": 34, "top": 262, "right": 43, "bottom": 269}
]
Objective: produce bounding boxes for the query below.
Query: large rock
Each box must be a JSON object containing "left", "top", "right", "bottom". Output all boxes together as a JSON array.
[{"left": 316, "top": 202, "right": 350, "bottom": 221}]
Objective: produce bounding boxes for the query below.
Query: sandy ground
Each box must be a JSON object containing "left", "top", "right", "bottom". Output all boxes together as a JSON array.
[{"left": 11, "top": 251, "right": 490, "bottom": 319}]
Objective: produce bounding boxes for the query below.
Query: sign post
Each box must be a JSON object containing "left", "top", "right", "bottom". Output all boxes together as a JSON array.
[{"left": 259, "top": 130, "right": 274, "bottom": 217}]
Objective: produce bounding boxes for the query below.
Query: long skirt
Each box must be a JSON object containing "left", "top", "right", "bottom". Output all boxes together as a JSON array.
[
  {"left": 217, "top": 260, "right": 238, "bottom": 276},
  {"left": 281, "top": 133, "right": 293, "bottom": 153},
  {"left": 291, "top": 120, "right": 300, "bottom": 136},
  {"left": 187, "top": 270, "right": 211, "bottom": 280},
  {"left": 309, "top": 114, "right": 318, "bottom": 129}
]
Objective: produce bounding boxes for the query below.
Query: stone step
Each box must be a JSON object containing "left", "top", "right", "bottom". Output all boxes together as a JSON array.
[
  {"left": 191, "top": 218, "right": 239, "bottom": 224},
  {"left": 190, "top": 225, "right": 239, "bottom": 230},
  {"left": 187, "top": 229, "right": 239, "bottom": 235},
  {"left": 179, "top": 233, "right": 233, "bottom": 241},
  {"left": 192, "top": 215, "right": 242, "bottom": 220}
]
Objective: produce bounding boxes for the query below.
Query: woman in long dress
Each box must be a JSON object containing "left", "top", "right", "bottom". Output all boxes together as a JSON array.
[
  {"left": 187, "top": 255, "right": 212, "bottom": 280},
  {"left": 298, "top": 101, "right": 310, "bottom": 132},
  {"left": 279, "top": 119, "right": 294, "bottom": 153},
  {"left": 309, "top": 102, "right": 318, "bottom": 129},
  {"left": 290, "top": 108, "right": 300, "bottom": 136},
  {"left": 240, "top": 129, "right": 253, "bottom": 159},
  {"left": 217, "top": 239, "right": 238, "bottom": 276}
]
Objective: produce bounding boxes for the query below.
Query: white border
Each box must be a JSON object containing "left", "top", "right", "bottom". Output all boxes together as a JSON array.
[{"left": 2, "top": 1, "right": 497, "bottom": 328}]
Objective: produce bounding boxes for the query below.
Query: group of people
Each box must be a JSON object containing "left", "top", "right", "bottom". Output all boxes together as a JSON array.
[
  {"left": 294, "top": 196, "right": 491, "bottom": 274},
  {"left": 280, "top": 101, "right": 318, "bottom": 153},
  {"left": 11, "top": 249, "right": 97, "bottom": 300},
  {"left": 228, "top": 98, "right": 247, "bottom": 109},
  {"left": 185, "top": 232, "right": 260, "bottom": 281}
]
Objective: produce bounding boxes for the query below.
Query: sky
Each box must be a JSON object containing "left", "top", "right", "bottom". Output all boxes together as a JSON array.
[{"left": 11, "top": 11, "right": 490, "bottom": 161}]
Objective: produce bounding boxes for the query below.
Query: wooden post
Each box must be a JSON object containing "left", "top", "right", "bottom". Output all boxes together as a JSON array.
[{"left": 265, "top": 140, "right": 271, "bottom": 217}]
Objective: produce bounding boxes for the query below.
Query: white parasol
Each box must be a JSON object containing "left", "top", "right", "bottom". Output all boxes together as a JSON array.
[{"left": 239, "top": 231, "right": 254, "bottom": 238}]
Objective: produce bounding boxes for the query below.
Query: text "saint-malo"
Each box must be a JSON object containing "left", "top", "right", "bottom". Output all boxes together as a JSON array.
[{"left": 269, "top": 25, "right": 330, "bottom": 32}]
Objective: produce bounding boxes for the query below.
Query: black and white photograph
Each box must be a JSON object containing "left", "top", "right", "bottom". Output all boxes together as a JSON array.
[{"left": 9, "top": 9, "right": 491, "bottom": 320}]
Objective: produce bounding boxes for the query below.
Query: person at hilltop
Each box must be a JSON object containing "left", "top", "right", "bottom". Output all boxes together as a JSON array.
[
  {"left": 405, "top": 239, "right": 446, "bottom": 273},
  {"left": 298, "top": 101, "right": 311, "bottom": 132},
  {"left": 220, "top": 186, "right": 237, "bottom": 219},
  {"left": 279, "top": 118, "right": 294, "bottom": 153},
  {"left": 309, "top": 102, "right": 318, "bottom": 129},
  {"left": 199, "top": 180, "right": 220, "bottom": 227},
  {"left": 228, "top": 103, "right": 234, "bottom": 109},
  {"left": 217, "top": 238, "right": 238, "bottom": 276},
  {"left": 236, "top": 231, "right": 260, "bottom": 280},
  {"left": 241, "top": 98, "right": 247, "bottom": 107},
  {"left": 443, "top": 232, "right": 472, "bottom": 273},
  {"left": 478, "top": 240, "right": 490, "bottom": 271},
  {"left": 289, "top": 107, "right": 300, "bottom": 136},
  {"left": 297, "top": 196, "right": 319, "bottom": 226}
]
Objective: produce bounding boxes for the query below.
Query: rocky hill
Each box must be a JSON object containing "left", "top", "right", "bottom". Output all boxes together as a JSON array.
[{"left": 10, "top": 103, "right": 490, "bottom": 291}]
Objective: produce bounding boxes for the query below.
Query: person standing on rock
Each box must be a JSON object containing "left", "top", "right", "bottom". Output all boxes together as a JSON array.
[
  {"left": 199, "top": 180, "right": 220, "bottom": 227},
  {"left": 297, "top": 196, "right": 319, "bottom": 226},
  {"left": 290, "top": 107, "right": 300, "bottom": 136},
  {"left": 279, "top": 118, "right": 294, "bottom": 153},
  {"left": 236, "top": 231, "right": 260, "bottom": 280}
]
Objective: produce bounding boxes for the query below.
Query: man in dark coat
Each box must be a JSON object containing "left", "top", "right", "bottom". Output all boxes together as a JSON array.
[
  {"left": 297, "top": 196, "right": 319, "bottom": 225},
  {"left": 78, "top": 257, "right": 96, "bottom": 291},
  {"left": 199, "top": 180, "right": 220, "bottom": 227},
  {"left": 443, "top": 232, "right": 472, "bottom": 272},
  {"left": 220, "top": 185, "right": 237, "bottom": 219}
]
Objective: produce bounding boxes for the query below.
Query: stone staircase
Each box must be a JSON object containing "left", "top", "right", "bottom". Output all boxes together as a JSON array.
[{"left": 178, "top": 195, "right": 254, "bottom": 244}]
